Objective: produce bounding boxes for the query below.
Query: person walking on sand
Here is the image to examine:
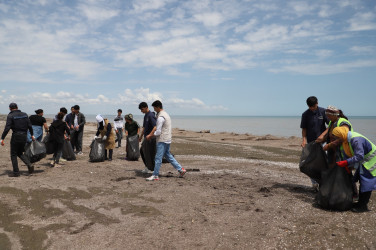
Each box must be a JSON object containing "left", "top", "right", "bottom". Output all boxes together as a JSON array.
[
  {"left": 300, "top": 96, "right": 329, "bottom": 191},
  {"left": 114, "top": 109, "right": 124, "bottom": 148},
  {"left": 138, "top": 102, "right": 157, "bottom": 173},
  {"left": 27, "top": 109, "right": 49, "bottom": 142},
  {"left": 145, "top": 100, "right": 186, "bottom": 181},
  {"left": 95, "top": 115, "right": 115, "bottom": 161},
  {"left": 49, "top": 112, "right": 70, "bottom": 167},
  {"left": 1, "top": 103, "right": 35, "bottom": 177},
  {"left": 71, "top": 105, "right": 86, "bottom": 155}
]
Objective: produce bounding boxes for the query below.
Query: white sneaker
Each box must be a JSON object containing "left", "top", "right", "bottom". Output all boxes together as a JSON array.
[
  {"left": 141, "top": 167, "right": 151, "bottom": 174},
  {"left": 77, "top": 151, "right": 83, "bottom": 155},
  {"left": 146, "top": 175, "right": 159, "bottom": 181},
  {"left": 60, "top": 158, "right": 67, "bottom": 162}
]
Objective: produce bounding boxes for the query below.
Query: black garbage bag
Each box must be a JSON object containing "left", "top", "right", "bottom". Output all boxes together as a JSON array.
[
  {"left": 126, "top": 135, "right": 140, "bottom": 161},
  {"left": 317, "top": 165, "right": 353, "bottom": 211},
  {"left": 62, "top": 140, "right": 76, "bottom": 161},
  {"left": 299, "top": 142, "right": 328, "bottom": 183},
  {"left": 42, "top": 134, "right": 54, "bottom": 154},
  {"left": 24, "top": 140, "right": 47, "bottom": 163},
  {"left": 140, "top": 137, "right": 156, "bottom": 171},
  {"left": 89, "top": 139, "right": 105, "bottom": 162}
]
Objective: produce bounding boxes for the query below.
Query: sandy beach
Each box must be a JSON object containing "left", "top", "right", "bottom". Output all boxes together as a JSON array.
[{"left": 0, "top": 120, "right": 375, "bottom": 249}]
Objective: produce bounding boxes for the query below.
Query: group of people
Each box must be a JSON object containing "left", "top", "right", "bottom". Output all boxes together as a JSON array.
[
  {"left": 0, "top": 100, "right": 186, "bottom": 181},
  {"left": 300, "top": 96, "right": 376, "bottom": 212}
]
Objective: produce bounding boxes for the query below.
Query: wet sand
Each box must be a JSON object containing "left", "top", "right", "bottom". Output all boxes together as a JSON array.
[{"left": 0, "top": 121, "right": 374, "bottom": 249}]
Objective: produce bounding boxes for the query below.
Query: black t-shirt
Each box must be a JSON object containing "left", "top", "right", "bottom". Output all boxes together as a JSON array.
[
  {"left": 29, "top": 115, "right": 46, "bottom": 126},
  {"left": 300, "top": 107, "right": 329, "bottom": 143},
  {"left": 143, "top": 111, "right": 156, "bottom": 136}
]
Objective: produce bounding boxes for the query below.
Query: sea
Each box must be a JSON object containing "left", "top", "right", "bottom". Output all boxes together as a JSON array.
[{"left": 44, "top": 114, "right": 376, "bottom": 143}]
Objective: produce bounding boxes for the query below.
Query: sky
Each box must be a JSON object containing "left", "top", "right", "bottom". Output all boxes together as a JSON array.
[{"left": 0, "top": 0, "right": 375, "bottom": 117}]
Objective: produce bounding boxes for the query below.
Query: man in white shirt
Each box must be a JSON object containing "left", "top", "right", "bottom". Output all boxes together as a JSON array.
[
  {"left": 145, "top": 100, "right": 186, "bottom": 181},
  {"left": 114, "top": 109, "right": 124, "bottom": 148}
]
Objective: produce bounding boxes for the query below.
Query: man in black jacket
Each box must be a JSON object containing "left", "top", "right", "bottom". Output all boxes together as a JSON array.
[
  {"left": 1, "top": 103, "right": 35, "bottom": 177},
  {"left": 70, "top": 105, "right": 86, "bottom": 155}
]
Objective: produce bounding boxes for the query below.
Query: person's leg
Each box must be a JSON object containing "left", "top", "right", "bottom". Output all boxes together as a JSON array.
[
  {"left": 109, "top": 149, "right": 113, "bottom": 160},
  {"left": 55, "top": 142, "right": 64, "bottom": 164},
  {"left": 152, "top": 142, "right": 166, "bottom": 176},
  {"left": 10, "top": 135, "right": 20, "bottom": 175},
  {"left": 164, "top": 144, "right": 182, "bottom": 171},
  {"left": 77, "top": 130, "right": 83, "bottom": 153},
  {"left": 104, "top": 150, "right": 108, "bottom": 160},
  {"left": 70, "top": 130, "right": 76, "bottom": 151}
]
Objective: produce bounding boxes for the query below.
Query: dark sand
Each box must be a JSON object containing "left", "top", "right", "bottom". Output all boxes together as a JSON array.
[{"left": 0, "top": 120, "right": 374, "bottom": 249}]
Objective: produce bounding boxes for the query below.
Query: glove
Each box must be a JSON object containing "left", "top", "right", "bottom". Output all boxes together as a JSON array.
[
  {"left": 94, "top": 135, "right": 98, "bottom": 140},
  {"left": 31, "top": 136, "right": 36, "bottom": 141},
  {"left": 336, "top": 160, "right": 348, "bottom": 168},
  {"left": 102, "top": 135, "right": 107, "bottom": 141}
]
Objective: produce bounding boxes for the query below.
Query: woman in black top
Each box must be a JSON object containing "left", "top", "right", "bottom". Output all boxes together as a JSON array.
[
  {"left": 49, "top": 112, "right": 70, "bottom": 167},
  {"left": 27, "top": 109, "right": 48, "bottom": 142}
]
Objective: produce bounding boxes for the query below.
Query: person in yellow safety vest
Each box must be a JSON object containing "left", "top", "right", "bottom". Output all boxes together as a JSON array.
[
  {"left": 316, "top": 105, "right": 353, "bottom": 166},
  {"left": 332, "top": 127, "right": 376, "bottom": 213}
]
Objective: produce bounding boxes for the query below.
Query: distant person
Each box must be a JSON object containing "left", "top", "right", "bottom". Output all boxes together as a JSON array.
[
  {"left": 124, "top": 113, "right": 140, "bottom": 159},
  {"left": 332, "top": 127, "right": 376, "bottom": 213},
  {"left": 53, "top": 107, "right": 68, "bottom": 121},
  {"left": 65, "top": 106, "right": 76, "bottom": 151},
  {"left": 300, "top": 96, "right": 329, "bottom": 191},
  {"left": 1, "top": 103, "right": 35, "bottom": 177},
  {"left": 95, "top": 115, "right": 115, "bottom": 161},
  {"left": 138, "top": 102, "right": 157, "bottom": 173},
  {"left": 114, "top": 109, "right": 124, "bottom": 148},
  {"left": 49, "top": 112, "right": 70, "bottom": 167},
  {"left": 71, "top": 105, "right": 86, "bottom": 155},
  {"left": 27, "top": 109, "right": 48, "bottom": 142},
  {"left": 146, "top": 100, "right": 186, "bottom": 181}
]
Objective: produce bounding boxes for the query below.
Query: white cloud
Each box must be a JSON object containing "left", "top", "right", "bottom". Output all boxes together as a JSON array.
[
  {"left": 193, "top": 12, "right": 224, "bottom": 27},
  {"left": 348, "top": 12, "right": 376, "bottom": 31}
]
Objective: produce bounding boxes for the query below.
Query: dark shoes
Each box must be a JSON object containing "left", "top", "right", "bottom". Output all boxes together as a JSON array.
[
  {"left": 28, "top": 165, "right": 34, "bottom": 174},
  {"left": 8, "top": 172, "right": 20, "bottom": 177},
  {"left": 351, "top": 206, "right": 369, "bottom": 213}
]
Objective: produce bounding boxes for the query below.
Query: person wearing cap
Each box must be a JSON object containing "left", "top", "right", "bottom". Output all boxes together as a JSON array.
[
  {"left": 332, "top": 127, "right": 376, "bottom": 212},
  {"left": 27, "top": 109, "right": 49, "bottom": 142},
  {"left": 124, "top": 113, "right": 140, "bottom": 159},
  {"left": 145, "top": 100, "right": 186, "bottom": 181},
  {"left": 1, "top": 103, "right": 35, "bottom": 177},
  {"left": 94, "top": 115, "right": 115, "bottom": 161},
  {"left": 138, "top": 102, "right": 157, "bottom": 173},
  {"left": 300, "top": 96, "right": 329, "bottom": 191},
  {"left": 114, "top": 109, "right": 124, "bottom": 148},
  {"left": 317, "top": 105, "right": 353, "bottom": 166},
  {"left": 70, "top": 105, "right": 86, "bottom": 155}
]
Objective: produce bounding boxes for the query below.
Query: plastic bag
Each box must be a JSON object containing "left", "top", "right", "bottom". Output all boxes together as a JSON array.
[
  {"left": 62, "top": 140, "right": 76, "bottom": 161},
  {"left": 299, "top": 142, "right": 328, "bottom": 183},
  {"left": 42, "top": 134, "right": 55, "bottom": 154},
  {"left": 89, "top": 139, "right": 105, "bottom": 162},
  {"left": 24, "top": 140, "right": 47, "bottom": 163},
  {"left": 317, "top": 165, "right": 353, "bottom": 211},
  {"left": 140, "top": 137, "right": 156, "bottom": 170},
  {"left": 126, "top": 135, "right": 140, "bottom": 161}
]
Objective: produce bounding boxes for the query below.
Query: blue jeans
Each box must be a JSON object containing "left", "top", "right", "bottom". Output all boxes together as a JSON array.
[
  {"left": 153, "top": 142, "right": 182, "bottom": 176},
  {"left": 27, "top": 125, "right": 43, "bottom": 143}
]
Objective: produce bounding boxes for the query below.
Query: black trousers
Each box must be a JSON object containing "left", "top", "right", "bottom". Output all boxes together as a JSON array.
[
  {"left": 52, "top": 141, "right": 64, "bottom": 163},
  {"left": 70, "top": 129, "right": 84, "bottom": 152},
  {"left": 10, "top": 133, "right": 31, "bottom": 173}
]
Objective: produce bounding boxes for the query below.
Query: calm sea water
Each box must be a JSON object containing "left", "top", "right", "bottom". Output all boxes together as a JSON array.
[{"left": 45, "top": 114, "right": 376, "bottom": 142}]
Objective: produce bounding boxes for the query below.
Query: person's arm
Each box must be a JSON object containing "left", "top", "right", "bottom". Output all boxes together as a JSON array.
[
  {"left": 27, "top": 118, "right": 34, "bottom": 140},
  {"left": 301, "top": 128, "right": 307, "bottom": 148},
  {"left": 78, "top": 113, "right": 86, "bottom": 127},
  {"left": 43, "top": 122, "right": 49, "bottom": 133},
  {"left": 105, "top": 123, "right": 112, "bottom": 137},
  {"left": 146, "top": 126, "right": 156, "bottom": 140},
  {"left": 1, "top": 115, "right": 13, "bottom": 141},
  {"left": 139, "top": 127, "right": 144, "bottom": 142},
  {"left": 316, "top": 127, "right": 329, "bottom": 143}
]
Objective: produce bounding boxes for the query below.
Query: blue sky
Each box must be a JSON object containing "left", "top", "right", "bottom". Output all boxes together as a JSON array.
[{"left": 0, "top": 0, "right": 375, "bottom": 116}]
